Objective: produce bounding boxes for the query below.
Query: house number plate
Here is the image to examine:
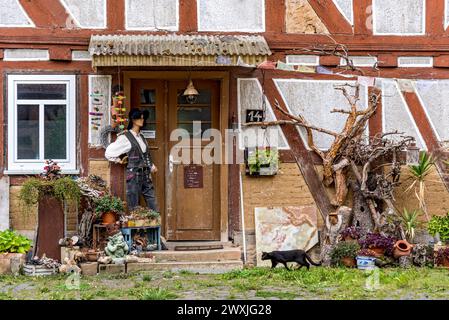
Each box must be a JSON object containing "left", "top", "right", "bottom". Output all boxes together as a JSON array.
[{"left": 246, "top": 109, "right": 265, "bottom": 123}]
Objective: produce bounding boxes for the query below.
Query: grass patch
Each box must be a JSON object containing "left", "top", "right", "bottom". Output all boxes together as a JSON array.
[
  {"left": 137, "top": 288, "right": 178, "bottom": 300},
  {"left": 142, "top": 274, "right": 152, "bottom": 282}
]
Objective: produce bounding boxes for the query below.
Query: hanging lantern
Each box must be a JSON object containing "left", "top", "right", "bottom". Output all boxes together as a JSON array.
[
  {"left": 183, "top": 79, "right": 199, "bottom": 104},
  {"left": 406, "top": 142, "right": 420, "bottom": 165}
]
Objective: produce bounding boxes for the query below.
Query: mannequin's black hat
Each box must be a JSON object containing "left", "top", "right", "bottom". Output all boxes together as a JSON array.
[{"left": 127, "top": 108, "right": 149, "bottom": 130}]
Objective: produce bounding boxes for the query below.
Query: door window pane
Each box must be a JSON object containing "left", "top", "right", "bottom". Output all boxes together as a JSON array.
[
  {"left": 178, "top": 107, "right": 211, "bottom": 122},
  {"left": 17, "top": 105, "right": 39, "bottom": 160},
  {"left": 140, "top": 89, "right": 156, "bottom": 104},
  {"left": 17, "top": 83, "right": 66, "bottom": 100},
  {"left": 44, "top": 105, "right": 67, "bottom": 159}
]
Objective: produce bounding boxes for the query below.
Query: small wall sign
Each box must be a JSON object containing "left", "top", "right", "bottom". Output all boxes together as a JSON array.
[
  {"left": 142, "top": 130, "right": 156, "bottom": 139},
  {"left": 246, "top": 109, "right": 265, "bottom": 123},
  {"left": 184, "top": 164, "right": 203, "bottom": 189}
]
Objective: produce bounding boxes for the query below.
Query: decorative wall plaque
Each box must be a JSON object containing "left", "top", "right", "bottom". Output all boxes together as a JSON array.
[{"left": 184, "top": 165, "right": 203, "bottom": 189}]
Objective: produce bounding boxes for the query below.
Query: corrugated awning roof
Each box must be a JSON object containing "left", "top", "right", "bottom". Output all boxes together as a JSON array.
[{"left": 89, "top": 34, "right": 271, "bottom": 67}]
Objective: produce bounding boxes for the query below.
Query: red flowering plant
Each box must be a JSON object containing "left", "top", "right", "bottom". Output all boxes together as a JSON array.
[{"left": 41, "top": 159, "right": 62, "bottom": 180}]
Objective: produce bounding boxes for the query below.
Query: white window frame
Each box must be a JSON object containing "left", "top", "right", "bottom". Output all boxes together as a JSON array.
[
  {"left": 124, "top": 0, "right": 179, "bottom": 31},
  {"left": 372, "top": 0, "right": 426, "bottom": 36},
  {"left": 286, "top": 55, "right": 320, "bottom": 66},
  {"left": 340, "top": 56, "right": 378, "bottom": 67},
  {"left": 397, "top": 56, "right": 434, "bottom": 68},
  {"left": 197, "top": 0, "right": 265, "bottom": 32},
  {"left": 6, "top": 75, "right": 78, "bottom": 175}
]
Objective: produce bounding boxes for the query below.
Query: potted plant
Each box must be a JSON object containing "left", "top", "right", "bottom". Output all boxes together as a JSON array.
[
  {"left": 340, "top": 226, "right": 362, "bottom": 242},
  {"left": 0, "top": 230, "right": 32, "bottom": 274},
  {"left": 247, "top": 147, "right": 279, "bottom": 176},
  {"left": 19, "top": 160, "right": 81, "bottom": 212},
  {"left": 330, "top": 241, "right": 360, "bottom": 267},
  {"left": 435, "top": 247, "right": 449, "bottom": 268},
  {"left": 128, "top": 207, "right": 161, "bottom": 227},
  {"left": 428, "top": 213, "right": 449, "bottom": 244},
  {"left": 356, "top": 249, "right": 377, "bottom": 270},
  {"left": 358, "top": 233, "right": 396, "bottom": 257},
  {"left": 94, "top": 195, "right": 125, "bottom": 224},
  {"left": 399, "top": 208, "right": 421, "bottom": 243}
]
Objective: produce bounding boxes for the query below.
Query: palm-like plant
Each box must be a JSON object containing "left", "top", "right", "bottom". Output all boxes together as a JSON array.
[
  {"left": 406, "top": 152, "right": 434, "bottom": 221},
  {"left": 399, "top": 208, "right": 421, "bottom": 242}
]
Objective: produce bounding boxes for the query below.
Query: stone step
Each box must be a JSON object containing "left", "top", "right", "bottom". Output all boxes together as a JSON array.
[
  {"left": 153, "top": 247, "right": 242, "bottom": 263},
  {"left": 127, "top": 260, "right": 243, "bottom": 274},
  {"left": 165, "top": 241, "right": 235, "bottom": 251}
]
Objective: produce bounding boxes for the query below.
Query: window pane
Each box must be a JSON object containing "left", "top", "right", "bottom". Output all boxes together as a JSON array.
[
  {"left": 140, "top": 89, "right": 156, "bottom": 105},
  {"left": 17, "top": 83, "right": 66, "bottom": 100},
  {"left": 44, "top": 105, "right": 67, "bottom": 159},
  {"left": 178, "top": 107, "right": 211, "bottom": 122},
  {"left": 17, "top": 105, "right": 39, "bottom": 160}
]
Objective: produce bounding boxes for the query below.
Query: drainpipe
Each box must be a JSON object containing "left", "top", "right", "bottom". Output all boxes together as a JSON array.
[{"left": 239, "top": 171, "right": 247, "bottom": 264}]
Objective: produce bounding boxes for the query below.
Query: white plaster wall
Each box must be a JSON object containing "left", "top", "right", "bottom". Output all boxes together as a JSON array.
[
  {"left": 0, "top": 0, "right": 33, "bottom": 26},
  {"left": 61, "top": 0, "right": 106, "bottom": 28},
  {"left": 275, "top": 79, "right": 368, "bottom": 150},
  {"left": 416, "top": 80, "right": 449, "bottom": 142},
  {"left": 198, "top": 0, "right": 265, "bottom": 32},
  {"left": 72, "top": 50, "right": 91, "bottom": 61},
  {"left": 382, "top": 79, "right": 426, "bottom": 149},
  {"left": 0, "top": 177, "right": 10, "bottom": 231},
  {"left": 333, "top": 0, "right": 353, "bottom": 25},
  {"left": 373, "top": 0, "right": 425, "bottom": 35},
  {"left": 238, "top": 79, "right": 289, "bottom": 150},
  {"left": 126, "top": 0, "right": 178, "bottom": 30}
]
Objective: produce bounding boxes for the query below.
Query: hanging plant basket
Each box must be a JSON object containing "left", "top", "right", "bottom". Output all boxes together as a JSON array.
[{"left": 246, "top": 147, "right": 279, "bottom": 176}]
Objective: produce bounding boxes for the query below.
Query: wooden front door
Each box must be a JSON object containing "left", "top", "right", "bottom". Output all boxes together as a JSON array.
[{"left": 130, "top": 79, "right": 221, "bottom": 241}]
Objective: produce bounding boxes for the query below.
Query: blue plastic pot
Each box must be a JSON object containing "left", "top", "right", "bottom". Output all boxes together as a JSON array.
[{"left": 356, "top": 256, "right": 376, "bottom": 270}]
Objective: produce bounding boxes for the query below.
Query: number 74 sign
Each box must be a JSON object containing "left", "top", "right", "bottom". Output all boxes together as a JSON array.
[{"left": 246, "top": 109, "right": 265, "bottom": 123}]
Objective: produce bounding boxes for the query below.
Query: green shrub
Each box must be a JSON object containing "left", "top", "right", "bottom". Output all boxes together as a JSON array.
[
  {"left": 330, "top": 242, "right": 360, "bottom": 267},
  {"left": 428, "top": 214, "right": 449, "bottom": 242},
  {"left": 0, "top": 230, "right": 32, "bottom": 254},
  {"left": 94, "top": 195, "right": 124, "bottom": 215}
]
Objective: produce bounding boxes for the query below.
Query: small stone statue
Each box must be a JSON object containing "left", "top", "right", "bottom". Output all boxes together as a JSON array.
[{"left": 105, "top": 232, "right": 129, "bottom": 264}]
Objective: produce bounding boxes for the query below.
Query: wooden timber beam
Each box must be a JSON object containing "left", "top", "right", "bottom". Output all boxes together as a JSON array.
[
  {"left": 307, "top": 0, "right": 353, "bottom": 34},
  {"left": 262, "top": 77, "right": 335, "bottom": 219},
  {"left": 401, "top": 90, "right": 449, "bottom": 192}
]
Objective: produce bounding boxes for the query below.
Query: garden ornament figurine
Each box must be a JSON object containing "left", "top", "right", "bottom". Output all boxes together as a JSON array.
[
  {"left": 105, "top": 232, "right": 129, "bottom": 264},
  {"left": 105, "top": 108, "right": 158, "bottom": 211}
]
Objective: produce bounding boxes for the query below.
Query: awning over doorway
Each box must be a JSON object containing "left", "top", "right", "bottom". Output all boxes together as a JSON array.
[{"left": 88, "top": 34, "right": 271, "bottom": 68}]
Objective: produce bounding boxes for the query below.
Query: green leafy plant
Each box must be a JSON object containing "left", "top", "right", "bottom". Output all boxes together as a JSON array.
[
  {"left": 330, "top": 242, "right": 360, "bottom": 266},
  {"left": 406, "top": 152, "right": 434, "bottom": 221},
  {"left": 19, "top": 176, "right": 81, "bottom": 212},
  {"left": 0, "top": 230, "right": 32, "bottom": 254},
  {"left": 94, "top": 195, "right": 124, "bottom": 216},
  {"left": 129, "top": 206, "right": 160, "bottom": 220},
  {"left": 247, "top": 148, "right": 279, "bottom": 175},
  {"left": 428, "top": 213, "right": 449, "bottom": 243},
  {"left": 399, "top": 209, "right": 422, "bottom": 242}
]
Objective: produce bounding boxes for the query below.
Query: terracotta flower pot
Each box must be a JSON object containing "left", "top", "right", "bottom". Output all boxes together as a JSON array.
[
  {"left": 369, "top": 247, "right": 385, "bottom": 257},
  {"left": 101, "top": 211, "right": 117, "bottom": 225},
  {"left": 343, "top": 236, "right": 358, "bottom": 244},
  {"left": 393, "top": 240, "right": 413, "bottom": 259},
  {"left": 442, "top": 257, "right": 449, "bottom": 268},
  {"left": 341, "top": 257, "right": 357, "bottom": 268}
]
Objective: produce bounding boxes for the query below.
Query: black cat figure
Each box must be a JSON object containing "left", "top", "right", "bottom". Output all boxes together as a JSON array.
[{"left": 261, "top": 250, "right": 321, "bottom": 271}]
